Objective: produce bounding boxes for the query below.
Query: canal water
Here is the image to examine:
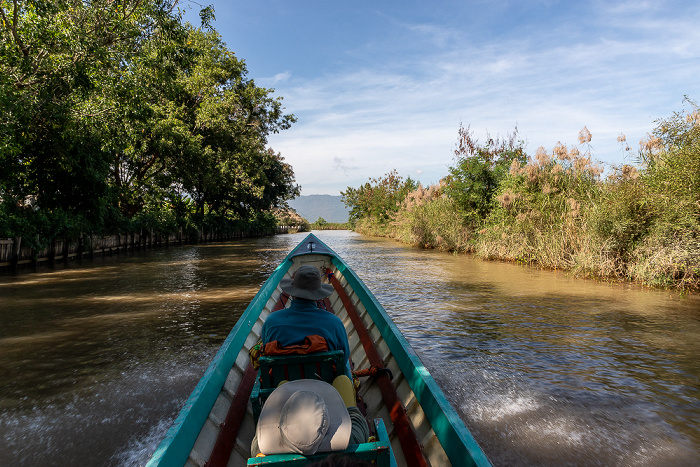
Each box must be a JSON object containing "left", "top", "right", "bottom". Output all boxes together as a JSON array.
[{"left": 1, "top": 231, "right": 698, "bottom": 466}]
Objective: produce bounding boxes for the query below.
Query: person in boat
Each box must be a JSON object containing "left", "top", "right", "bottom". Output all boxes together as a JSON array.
[
  {"left": 262, "top": 264, "right": 352, "bottom": 378},
  {"left": 252, "top": 265, "right": 369, "bottom": 456},
  {"left": 254, "top": 379, "right": 351, "bottom": 456},
  {"left": 252, "top": 379, "right": 370, "bottom": 458}
]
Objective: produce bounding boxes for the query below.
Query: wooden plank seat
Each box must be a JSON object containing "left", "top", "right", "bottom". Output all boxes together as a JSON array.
[
  {"left": 247, "top": 418, "right": 397, "bottom": 467},
  {"left": 250, "top": 350, "right": 346, "bottom": 423}
]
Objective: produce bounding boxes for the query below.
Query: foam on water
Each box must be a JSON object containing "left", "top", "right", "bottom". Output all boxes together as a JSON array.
[
  {"left": 112, "top": 418, "right": 176, "bottom": 467},
  {"left": 3, "top": 232, "right": 699, "bottom": 466},
  {"left": 0, "top": 361, "right": 206, "bottom": 466},
  {"left": 469, "top": 393, "right": 541, "bottom": 421}
]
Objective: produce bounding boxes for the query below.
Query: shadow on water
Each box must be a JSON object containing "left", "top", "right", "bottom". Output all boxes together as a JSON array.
[
  {"left": 0, "top": 237, "right": 295, "bottom": 466},
  {"left": 1, "top": 231, "right": 699, "bottom": 466}
]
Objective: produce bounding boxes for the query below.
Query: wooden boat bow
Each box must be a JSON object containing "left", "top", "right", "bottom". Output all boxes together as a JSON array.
[{"left": 147, "top": 233, "right": 491, "bottom": 467}]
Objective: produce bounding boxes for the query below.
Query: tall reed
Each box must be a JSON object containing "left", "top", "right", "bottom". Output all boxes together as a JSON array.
[
  {"left": 392, "top": 181, "right": 471, "bottom": 251},
  {"left": 343, "top": 102, "right": 700, "bottom": 290}
]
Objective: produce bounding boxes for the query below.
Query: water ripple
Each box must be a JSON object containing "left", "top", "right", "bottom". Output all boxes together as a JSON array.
[{"left": 1, "top": 232, "right": 699, "bottom": 466}]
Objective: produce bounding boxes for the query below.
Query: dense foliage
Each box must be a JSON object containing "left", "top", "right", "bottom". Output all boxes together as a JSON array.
[
  {"left": 345, "top": 102, "right": 700, "bottom": 291},
  {"left": 309, "top": 217, "right": 350, "bottom": 230},
  {"left": 445, "top": 125, "right": 527, "bottom": 228},
  {"left": 0, "top": 1, "right": 299, "bottom": 250},
  {"left": 340, "top": 169, "right": 417, "bottom": 235}
]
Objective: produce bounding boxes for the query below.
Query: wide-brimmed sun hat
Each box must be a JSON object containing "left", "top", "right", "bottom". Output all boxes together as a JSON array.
[
  {"left": 280, "top": 265, "right": 334, "bottom": 300},
  {"left": 256, "top": 379, "right": 352, "bottom": 455}
]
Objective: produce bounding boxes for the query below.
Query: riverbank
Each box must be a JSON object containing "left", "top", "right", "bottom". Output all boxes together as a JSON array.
[
  {"left": 0, "top": 226, "right": 290, "bottom": 272},
  {"left": 342, "top": 104, "right": 700, "bottom": 293},
  {"left": 353, "top": 215, "right": 700, "bottom": 294}
]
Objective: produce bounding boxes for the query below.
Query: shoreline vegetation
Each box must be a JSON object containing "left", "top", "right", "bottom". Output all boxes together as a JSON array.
[
  {"left": 341, "top": 102, "right": 700, "bottom": 292},
  {"left": 1, "top": 2, "right": 299, "bottom": 256},
  {"left": 309, "top": 218, "right": 351, "bottom": 230},
  {"left": 274, "top": 209, "right": 351, "bottom": 232},
  {"left": 3, "top": 5, "right": 697, "bottom": 293}
]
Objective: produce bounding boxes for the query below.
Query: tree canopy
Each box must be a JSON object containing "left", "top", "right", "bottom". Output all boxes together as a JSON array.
[
  {"left": 444, "top": 124, "right": 527, "bottom": 228},
  {"left": 341, "top": 170, "right": 417, "bottom": 225},
  {"left": 0, "top": 0, "right": 299, "bottom": 244}
]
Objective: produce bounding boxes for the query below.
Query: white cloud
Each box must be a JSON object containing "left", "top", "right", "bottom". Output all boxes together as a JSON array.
[
  {"left": 264, "top": 3, "right": 700, "bottom": 195},
  {"left": 260, "top": 71, "right": 291, "bottom": 87}
]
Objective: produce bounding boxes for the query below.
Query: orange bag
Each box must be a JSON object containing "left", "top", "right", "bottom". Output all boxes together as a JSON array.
[{"left": 263, "top": 334, "right": 329, "bottom": 356}]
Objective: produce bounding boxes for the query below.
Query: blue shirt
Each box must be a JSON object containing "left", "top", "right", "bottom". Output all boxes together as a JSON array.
[{"left": 262, "top": 298, "right": 351, "bottom": 377}]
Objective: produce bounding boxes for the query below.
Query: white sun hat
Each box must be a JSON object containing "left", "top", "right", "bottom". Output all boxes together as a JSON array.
[{"left": 256, "top": 379, "right": 352, "bottom": 455}]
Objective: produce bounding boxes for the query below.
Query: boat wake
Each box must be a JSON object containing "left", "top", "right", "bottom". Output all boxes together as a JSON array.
[
  {"left": 0, "top": 361, "right": 207, "bottom": 466},
  {"left": 111, "top": 418, "right": 175, "bottom": 467},
  {"left": 425, "top": 356, "right": 699, "bottom": 466}
]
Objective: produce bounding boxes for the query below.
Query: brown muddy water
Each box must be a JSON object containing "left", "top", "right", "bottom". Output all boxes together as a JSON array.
[{"left": 1, "top": 231, "right": 698, "bottom": 466}]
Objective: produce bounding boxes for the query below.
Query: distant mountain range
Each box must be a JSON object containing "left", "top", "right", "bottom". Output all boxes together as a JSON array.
[{"left": 288, "top": 195, "right": 349, "bottom": 223}]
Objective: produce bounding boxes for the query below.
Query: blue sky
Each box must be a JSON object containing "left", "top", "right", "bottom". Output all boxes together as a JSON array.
[{"left": 181, "top": 1, "right": 700, "bottom": 196}]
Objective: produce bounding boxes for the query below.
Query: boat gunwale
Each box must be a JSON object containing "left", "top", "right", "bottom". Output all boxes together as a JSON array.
[
  {"left": 147, "top": 233, "right": 491, "bottom": 467},
  {"left": 328, "top": 251, "right": 491, "bottom": 467},
  {"left": 146, "top": 257, "right": 294, "bottom": 466}
]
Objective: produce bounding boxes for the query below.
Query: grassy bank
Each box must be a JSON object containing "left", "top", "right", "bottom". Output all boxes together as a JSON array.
[
  {"left": 310, "top": 223, "right": 352, "bottom": 230},
  {"left": 344, "top": 102, "right": 700, "bottom": 291}
]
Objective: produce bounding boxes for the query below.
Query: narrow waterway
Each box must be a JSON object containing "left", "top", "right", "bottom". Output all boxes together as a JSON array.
[{"left": 1, "top": 231, "right": 698, "bottom": 466}]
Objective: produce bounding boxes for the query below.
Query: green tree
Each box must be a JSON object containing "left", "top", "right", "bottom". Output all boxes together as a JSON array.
[
  {"left": 0, "top": 0, "right": 181, "bottom": 228},
  {"left": 444, "top": 124, "right": 527, "bottom": 228},
  {"left": 168, "top": 27, "right": 297, "bottom": 221},
  {"left": 341, "top": 170, "right": 417, "bottom": 225},
  {"left": 0, "top": 1, "right": 300, "bottom": 244},
  {"left": 0, "top": 0, "right": 185, "bottom": 252}
]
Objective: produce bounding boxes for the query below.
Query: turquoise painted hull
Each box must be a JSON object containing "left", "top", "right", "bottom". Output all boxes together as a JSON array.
[{"left": 147, "top": 233, "right": 491, "bottom": 467}]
